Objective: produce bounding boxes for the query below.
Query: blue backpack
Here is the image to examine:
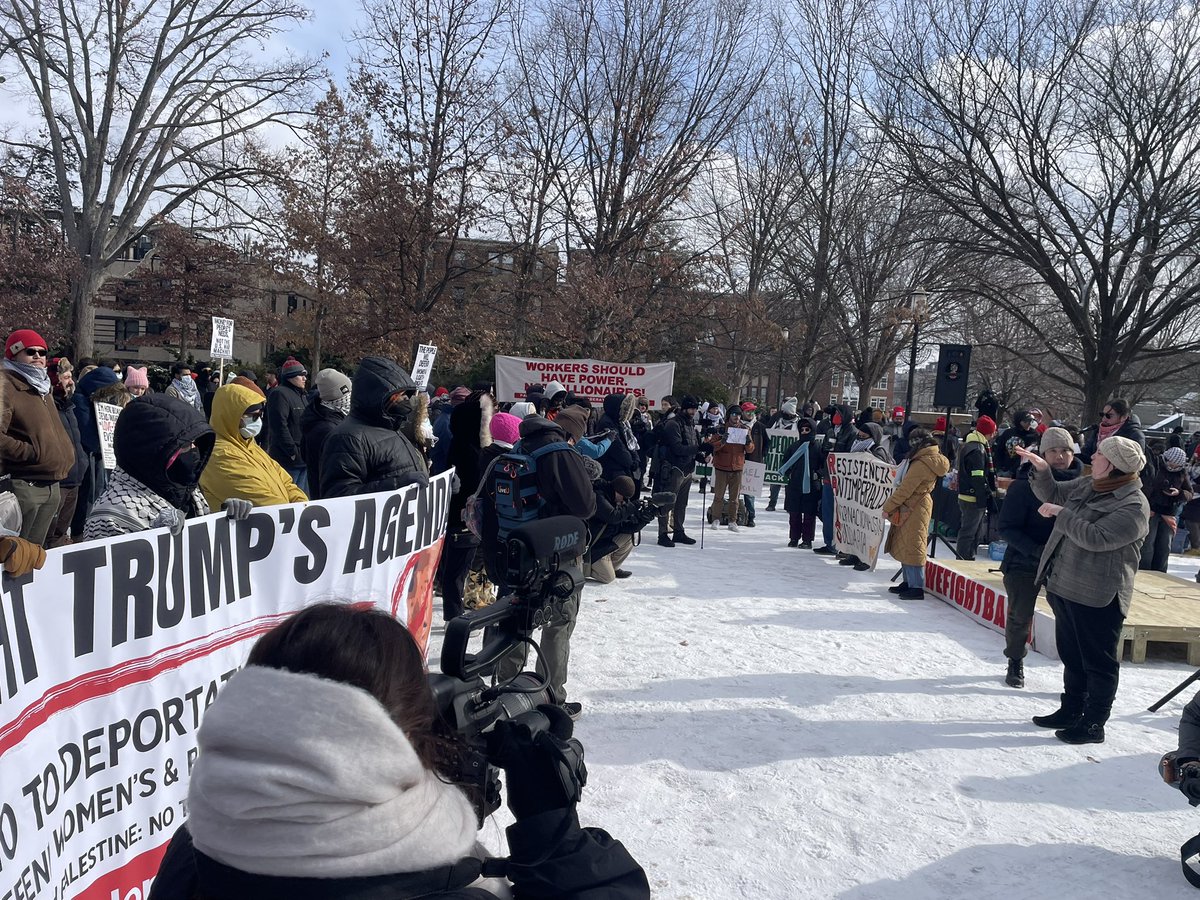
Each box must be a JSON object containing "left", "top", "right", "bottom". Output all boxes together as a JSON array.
[{"left": 485, "top": 442, "right": 575, "bottom": 544}]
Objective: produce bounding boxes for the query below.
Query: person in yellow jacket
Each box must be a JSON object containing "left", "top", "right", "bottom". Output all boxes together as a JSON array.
[{"left": 201, "top": 383, "right": 308, "bottom": 510}]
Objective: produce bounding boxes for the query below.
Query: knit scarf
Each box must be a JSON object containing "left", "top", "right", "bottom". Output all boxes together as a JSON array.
[
  {"left": 778, "top": 440, "right": 813, "bottom": 493},
  {"left": 172, "top": 377, "right": 202, "bottom": 409},
  {"left": 323, "top": 395, "right": 352, "bottom": 417},
  {"left": 621, "top": 419, "right": 639, "bottom": 452},
  {"left": 1092, "top": 472, "right": 1140, "bottom": 493},
  {"left": 3, "top": 358, "right": 51, "bottom": 396}
]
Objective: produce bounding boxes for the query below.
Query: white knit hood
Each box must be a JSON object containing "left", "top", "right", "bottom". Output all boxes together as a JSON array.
[{"left": 186, "top": 665, "right": 478, "bottom": 878}]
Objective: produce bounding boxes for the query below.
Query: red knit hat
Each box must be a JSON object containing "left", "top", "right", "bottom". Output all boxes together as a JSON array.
[
  {"left": 5, "top": 329, "right": 47, "bottom": 360},
  {"left": 975, "top": 415, "right": 998, "bottom": 436},
  {"left": 934, "top": 416, "right": 947, "bottom": 432}
]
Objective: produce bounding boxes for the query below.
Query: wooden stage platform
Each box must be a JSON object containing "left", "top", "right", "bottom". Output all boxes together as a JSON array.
[{"left": 921, "top": 558, "right": 1200, "bottom": 663}]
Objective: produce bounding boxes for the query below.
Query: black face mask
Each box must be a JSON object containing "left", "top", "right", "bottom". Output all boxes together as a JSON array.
[
  {"left": 167, "top": 448, "right": 205, "bottom": 486},
  {"left": 384, "top": 398, "right": 413, "bottom": 429}
]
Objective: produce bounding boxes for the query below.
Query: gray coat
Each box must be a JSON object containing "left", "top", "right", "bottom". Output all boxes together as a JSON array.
[{"left": 1030, "top": 467, "right": 1149, "bottom": 614}]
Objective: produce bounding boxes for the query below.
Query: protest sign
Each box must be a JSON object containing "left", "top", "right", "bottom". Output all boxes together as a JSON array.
[
  {"left": 209, "top": 317, "right": 234, "bottom": 359},
  {"left": 0, "top": 473, "right": 451, "bottom": 900},
  {"left": 828, "top": 452, "right": 896, "bottom": 570},
  {"left": 725, "top": 427, "right": 748, "bottom": 446},
  {"left": 764, "top": 426, "right": 800, "bottom": 486},
  {"left": 94, "top": 403, "right": 122, "bottom": 470},
  {"left": 410, "top": 344, "right": 438, "bottom": 389},
  {"left": 494, "top": 356, "right": 674, "bottom": 406},
  {"left": 741, "top": 461, "right": 766, "bottom": 496}
]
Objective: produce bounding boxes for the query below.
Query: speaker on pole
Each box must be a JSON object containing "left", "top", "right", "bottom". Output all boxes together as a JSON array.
[{"left": 932, "top": 344, "right": 972, "bottom": 409}]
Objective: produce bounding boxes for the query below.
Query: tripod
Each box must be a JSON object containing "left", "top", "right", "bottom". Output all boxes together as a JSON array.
[
  {"left": 1149, "top": 668, "right": 1200, "bottom": 713},
  {"left": 928, "top": 405, "right": 964, "bottom": 560}
]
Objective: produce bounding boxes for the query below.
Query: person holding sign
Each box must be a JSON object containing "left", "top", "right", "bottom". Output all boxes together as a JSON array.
[
  {"left": 706, "top": 407, "right": 755, "bottom": 531},
  {"left": 200, "top": 384, "right": 308, "bottom": 510},
  {"left": 0, "top": 329, "right": 74, "bottom": 544}
]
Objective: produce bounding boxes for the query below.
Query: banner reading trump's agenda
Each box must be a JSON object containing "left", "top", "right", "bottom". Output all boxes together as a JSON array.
[
  {"left": 495, "top": 355, "right": 675, "bottom": 407},
  {"left": 0, "top": 473, "right": 452, "bottom": 900},
  {"left": 828, "top": 452, "right": 896, "bottom": 570}
]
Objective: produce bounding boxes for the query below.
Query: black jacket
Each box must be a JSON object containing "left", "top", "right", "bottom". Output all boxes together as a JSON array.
[
  {"left": 597, "top": 393, "right": 638, "bottom": 482},
  {"left": 320, "top": 357, "right": 428, "bottom": 499},
  {"left": 1080, "top": 419, "right": 1145, "bottom": 465},
  {"left": 447, "top": 394, "right": 491, "bottom": 532},
  {"left": 148, "top": 807, "right": 650, "bottom": 900},
  {"left": 657, "top": 411, "right": 701, "bottom": 476},
  {"left": 955, "top": 433, "right": 996, "bottom": 504},
  {"left": 813, "top": 405, "right": 856, "bottom": 479},
  {"left": 298, "top": 399, "right": 345, "bottom": 501},
  {"left": 266, "top": 382, "right": 307, "bottom": 468},
  {"left": 782, "top": 421, "right": 821, "bottom": 514},
  {"left": 1144, "top": 466, "right": 1194, "bottom": 516},
  {"left": 55, "top": 393, "right": 88, "bottom": 488},
  {"left": 745, "top": 418, "right": 769, "bottom": 463},
  {"left": 993, "top": 413, "right": 1041, "bottom": 476},
  {"left": 114, "top": 394, "right": 215, "bottom": 513},
  {"left": 998, "top": 460, "right": 1084, "bottom": 574}
]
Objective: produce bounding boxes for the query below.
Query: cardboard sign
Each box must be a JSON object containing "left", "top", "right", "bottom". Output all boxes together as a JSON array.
[
  {"left": 741, "top": 460, "right": 766, "bottom": 496},
  {"left": 828, "top": 451, "right": 897, "bottom": 570},
  {"left": 410, "top": 343, "right": 438, "bottom": 390},
  {"left": 209, "top": 316, "right": 235, "bottom": 359},
  {"left": 725, "top": 427, "right": 748, "bottom": 445},
  {"left": 94, "top": 402, "right": 122, "bottom": 470}
]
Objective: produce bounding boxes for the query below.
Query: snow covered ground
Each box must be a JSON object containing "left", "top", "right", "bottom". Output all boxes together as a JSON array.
[{"left": 433, "top": 495, "right": 1200, "bottom": 899}]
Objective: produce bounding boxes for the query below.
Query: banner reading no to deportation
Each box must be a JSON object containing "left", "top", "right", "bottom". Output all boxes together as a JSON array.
[
  {"left": 0, "top": 473, "right": 452, "bottom": 900},
  {"left": 828, "top": 452, "right": 896, "bottom": 570},
  {"left": 495, "top": 355, "right": 675, "bottom": 407}
]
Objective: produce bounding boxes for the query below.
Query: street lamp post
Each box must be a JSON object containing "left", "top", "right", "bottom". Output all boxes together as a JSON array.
[
  {"left": 777, "top": 327, "right": 790, "bottom": 406},
  {"left": 903, "top": 288, "right": 926, "bottom": 421}
]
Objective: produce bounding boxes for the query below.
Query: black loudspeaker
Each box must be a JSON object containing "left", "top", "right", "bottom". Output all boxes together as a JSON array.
[{"left": 932, "top": 344, "right": 972, "bottom": 409}]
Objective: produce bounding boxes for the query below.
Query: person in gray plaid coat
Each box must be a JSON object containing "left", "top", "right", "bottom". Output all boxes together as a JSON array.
[{"left": 1015, "top": 435, "right": 1149, "bottom": 746}]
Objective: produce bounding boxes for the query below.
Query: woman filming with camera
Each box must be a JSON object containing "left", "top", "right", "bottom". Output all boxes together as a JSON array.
[{"left": 149, "top": 603, "right": 649, "bottom": 899}]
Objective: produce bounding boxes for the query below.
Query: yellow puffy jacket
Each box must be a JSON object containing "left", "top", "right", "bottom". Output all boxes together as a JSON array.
[{"left": 200, "top": 384, "right": 308, "bottom": 510}]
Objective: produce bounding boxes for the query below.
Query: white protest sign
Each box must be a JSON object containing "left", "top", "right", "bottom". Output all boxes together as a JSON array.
[
  {"left": 411, "top": 343, "right": 438, "bottom": 389},
  {"left": 0, "top": 473, "right": 452, "bottom": 899},
  {"left": 828, "top": 451, "right": 897, "bottom": 570},
  {"left": 725, "top": 427, "right": 749, "bottom": 446},
  {"left": 741, "top": 460, "right": 766, "bottom": 496},
  {"left": 94, "top": 402, "right": 122, "bottom": 470},
  {"left": 209, "top": 316, "right": 235, "bottom": 359},
  {"left": 495, "top": 355, "right": 675, "bottom": 407}
]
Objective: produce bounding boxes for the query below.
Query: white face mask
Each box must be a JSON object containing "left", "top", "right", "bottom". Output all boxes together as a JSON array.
[{"left": 239, "top": 417, "right": 263, "bottom": 439}]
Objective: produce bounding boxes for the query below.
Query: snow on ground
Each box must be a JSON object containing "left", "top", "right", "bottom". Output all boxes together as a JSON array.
[{"left": 433, "top": 495, "right": 1200, "bottom": 899}]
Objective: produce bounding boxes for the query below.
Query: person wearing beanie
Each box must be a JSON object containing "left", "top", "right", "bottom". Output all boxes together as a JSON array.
[
  {"left": 705, "top": 406, "right": 755, "bottom": 532},
  {"left": 764, "top": 397, "right": 800, "bottom": 511},
  {"left": 266, "top": 357, "right": 309, "bottom": 494},
  {"left": 489, "top": 411, "right": 522, "bottom": 449},
  {"left": 779, "top": 417, "right": 822, "bottom": 549},
  {"left": 83, "top": 395, "right": 217, "bottom": 539},
  {"left": 585, "top": 474, "right": 652, "bottom": 583},
  {"left": 201, "top": 384, "right": 308, "bottom": 511},
  {"left": 231, "top": 375, "right": 265, "bottom": 398},
  {"left": 123, "top": 365, "right": 150, "bottom": 397},
  {"left": 1013, "top": 436, "right": 1149, "bottom": 744},
  {"left": 1140, "top": 444, "right": 1194, "bottom": 572},
  {"left": 996, "top": 427, "right": 1083, "bottom": 688},
  {"left": 953, "top": 416, "right": 999, "bottom": 560},
  {"left": 0, "top": 329, "right": 74, "bottom": 544},
  {"left": 738, "top": 401, "right": 769, "bottom": 526},
  {"left": 553, "top": 404, "right": 590, "bottom": 445},
  {"left": 296, "top": 369, "right": 352, "bottom": 501}
]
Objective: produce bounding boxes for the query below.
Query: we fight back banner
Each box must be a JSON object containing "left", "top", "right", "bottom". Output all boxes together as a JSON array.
[{"left": 0, "top": 473, "right": 451, "bottom": 900}]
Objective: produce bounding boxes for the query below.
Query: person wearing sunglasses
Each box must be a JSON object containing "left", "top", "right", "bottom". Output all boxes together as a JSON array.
[
  {"left": 1080, "top": 398, "right": 1145, "bottom": 465},
  {"left": 0, "top": 329, "right": 75, "bottom": 544},
  {"left": 200, "top": 383, "right": 307, "bottom": 512}
]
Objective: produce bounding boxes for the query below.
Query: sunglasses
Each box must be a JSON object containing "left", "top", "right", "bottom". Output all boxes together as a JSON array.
[
  {"left": 21, "top": 348, "right": 48, "bottom": 357},
  {"left": 243, "top": 410, "right": 264, "bottom": 420}
]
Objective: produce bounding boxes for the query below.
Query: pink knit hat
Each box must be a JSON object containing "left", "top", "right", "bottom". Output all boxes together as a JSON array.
[
  {"left": 124, "top": 366, "right": 149, "bottom": 389},
  {"left": 490, "top": 412, "right": 522, "bottom": 447}
]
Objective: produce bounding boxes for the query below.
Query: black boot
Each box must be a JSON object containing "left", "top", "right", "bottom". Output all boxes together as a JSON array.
[
  {"left": 1005, "top": 659, "right": 1024, "bottom": 688},
  {"left": 787, "top": 539, "right": 799, "bottom": 548},
  {"left": 888, "top": 582, "right": 909, "bottom": 594},
  {"left": 1032, "top": 694, "right": 1085, "bottom": 729},
  {"left": 673, "top": 532, "right": 697, "bottom": 545},
  {"left": 1055, "top": 705, "right": 1109, "bottom": 744},
  {"left": 657, "top": 534, "right": 675, "bottom": 548}
]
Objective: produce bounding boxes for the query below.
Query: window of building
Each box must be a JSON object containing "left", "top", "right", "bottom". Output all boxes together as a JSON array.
[
  {"left": 830, "top": 394, "right": 839, "bottom": 406},
  {"left": 287, "top": 293, "right": 298, "bottom": 315},
  {"left": 870, "top": 396, "right": 887, "bottom": 410},
  {"left": 831, "top": 373, "right": 839, "bottom": 387},
  {"left": 144, "top": 319, "right": 168, "bottom": 336},
  {"left": 113, "top": 317, "right": 140, "bottom": 351},
  {"left": 877, "top": 374, "right": 888, "bottom": 389},
  {"left": 453, "top": 249, "right": 467, "bottom": 265}
]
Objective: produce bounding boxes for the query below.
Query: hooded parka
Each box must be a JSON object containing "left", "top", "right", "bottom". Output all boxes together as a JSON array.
[
  {"left": 882, "top": 443, "right": 951, "bottom": 567},
  {"left": 201, "top": 384, "right": 308, "bottom": 510}
]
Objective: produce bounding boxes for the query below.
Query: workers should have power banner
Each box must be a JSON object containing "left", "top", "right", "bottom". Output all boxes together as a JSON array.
[
  {"left": 0, "top": 473, "right": 451, "bottom": 900},
  {"left": 494, "top": 355, "right": 675, "bottom": 406}
]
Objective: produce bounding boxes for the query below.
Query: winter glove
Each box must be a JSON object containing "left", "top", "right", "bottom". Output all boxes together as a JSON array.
[
  {"left": 487, "top": 704, "right": 587, "bottom": 820},
  {"left": 150, "top": 507, "right": 186, "bottom": 536},
  {"left": 222, "top": 498, "right": 253, "bottom": 521},
  {"left": 450, "top": 470, "right": 462, "bottom": 495},
  {"left": 1181, "top": 761, "right": 1200, "bottom": 806},
  {"left": 0, "top": 536, "right": 46, "bottom": 578}
]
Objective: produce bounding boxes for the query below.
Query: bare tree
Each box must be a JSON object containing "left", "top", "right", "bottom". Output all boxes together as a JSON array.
[
  {"left": 0, "top": 0, "right": 318, "bottom": 356},
  {"left": 0, "top": 170, "right": 77, "bottom": 341},
  {"left": 874, "top": 0, "right": 1200, "bottom": 422}
]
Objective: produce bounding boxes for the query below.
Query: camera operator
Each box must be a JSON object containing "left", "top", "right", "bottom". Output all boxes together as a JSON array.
[
  {"left": 584, "top": 475, "right": 660, "bottom": 583},
  {"left": 1160, "top": 690, "right": 1200, "bottom": 887},
  {"left": 149, "top": 603, "right": 650, "bottom": 900}
]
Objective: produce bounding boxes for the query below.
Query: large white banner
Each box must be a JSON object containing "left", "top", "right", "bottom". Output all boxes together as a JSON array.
[
  {"left": 828, "top": 452, "right": 896, "bottom": 570},
  {"left": 495, "top": 355, "right": 675, "bottom": 407},
  {"left": 0, "top": 473, "right": 451, "bottom": 900}
]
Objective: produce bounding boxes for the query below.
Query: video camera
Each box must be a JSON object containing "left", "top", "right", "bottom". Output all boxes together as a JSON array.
[
  {"left": 428, "top": 515, "right": 587, "bottom": 821},
  {"left": 641, "top": 490, "right": 676, "bottom": 513}
]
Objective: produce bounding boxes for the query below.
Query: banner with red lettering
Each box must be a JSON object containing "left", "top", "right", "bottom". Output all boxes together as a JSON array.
[
  {"left": 494, "top": 355, "right": 675, "bottom": 406},
  {"left": 0, "top": 473, "right": 451, "bottom": 900}
]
